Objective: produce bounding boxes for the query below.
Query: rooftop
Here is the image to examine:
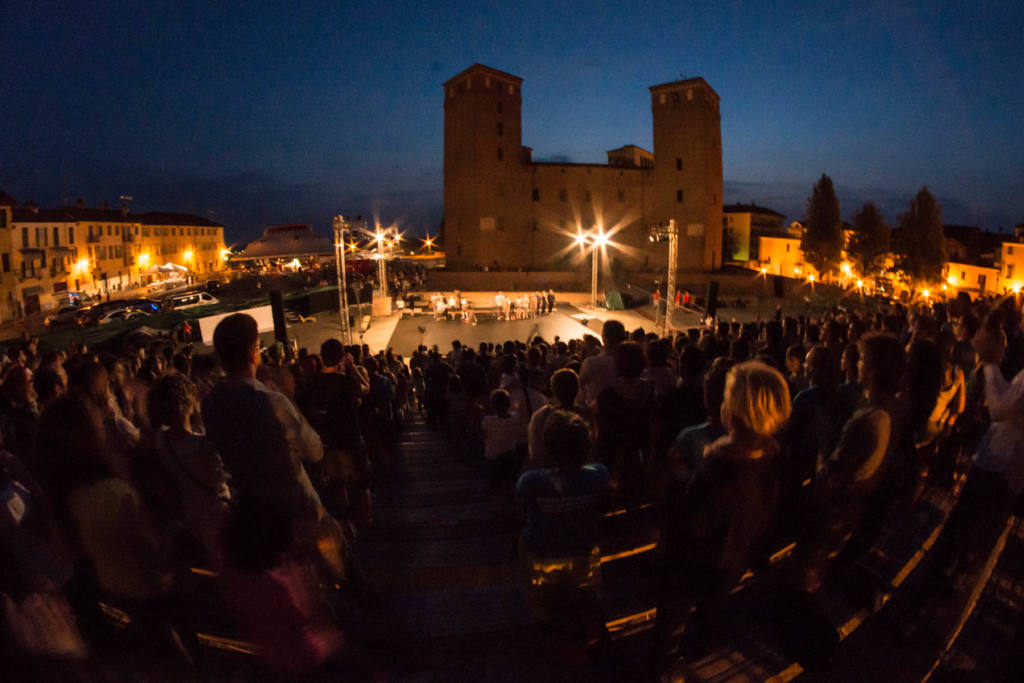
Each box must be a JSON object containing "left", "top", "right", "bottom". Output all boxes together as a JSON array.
[
  {"left": 723, "top": 203, "right": 783, "bottom": 218},
  {"left": 444, "top": 63, "right": 523, "bottom": 88}
]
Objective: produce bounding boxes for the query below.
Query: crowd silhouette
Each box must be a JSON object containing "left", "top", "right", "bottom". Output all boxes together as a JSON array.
[{"left": 2, "top": 292, "right": 1023, "bottom": 679}]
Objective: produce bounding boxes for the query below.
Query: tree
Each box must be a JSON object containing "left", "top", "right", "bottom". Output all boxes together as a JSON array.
[
  {"left": 800, "top": 174, "right": 844, "bottom": 276},
  {"left": 847, "top": 202, "right": 891, "bottom": 277},
  {"left": 897, "top": 187, "right": 947, "bottom": 285}
]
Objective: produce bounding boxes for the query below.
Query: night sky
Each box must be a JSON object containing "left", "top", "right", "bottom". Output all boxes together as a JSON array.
[{"left": 2, "top": 0, "right": 1022, "bottom": 246}]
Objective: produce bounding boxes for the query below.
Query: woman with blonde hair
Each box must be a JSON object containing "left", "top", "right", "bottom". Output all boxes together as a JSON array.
[{"left": 654, "top": 361, "right": 790, "bottom": 665}]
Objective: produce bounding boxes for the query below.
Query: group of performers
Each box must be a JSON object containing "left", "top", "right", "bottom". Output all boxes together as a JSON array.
[
  {"left": 493, "top": 290, "right": 556, "bottom": 320},
  {"left": 430, "top": 291, "right": 478, "bottom": 324},
  {"left": 427, "top": 290, "right": 557, "bottom": 323}
]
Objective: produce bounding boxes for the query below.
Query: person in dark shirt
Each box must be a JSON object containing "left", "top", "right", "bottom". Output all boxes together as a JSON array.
[{"left": 304, "top": 339, "right": 370, "bottom": 526}]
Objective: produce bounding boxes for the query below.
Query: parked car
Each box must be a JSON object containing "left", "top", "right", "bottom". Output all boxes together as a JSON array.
[
  {"left": 44, "top": 305, "right": 83, "bottom": 327},
  {"left": 97, "top": 308, "right": 150, "bottom": 325},
  {"left": 78, "top": 300, "right": 131, "bottom": 326},
  {"left": 166, "top": 291, "right": 219, "bottom": 310}
]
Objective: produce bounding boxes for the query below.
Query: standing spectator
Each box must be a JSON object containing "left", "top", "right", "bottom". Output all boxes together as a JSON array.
[
  {"left": 655, "top": 361, "right": 790, "bottom": 664},
  {"left": 148, "top": 373, "right": 230, "bottom": 562}
]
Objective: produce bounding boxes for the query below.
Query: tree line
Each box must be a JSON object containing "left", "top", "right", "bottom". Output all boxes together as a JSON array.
[{"left": 799, "top": 173, "right": 948, "bottom": 285}]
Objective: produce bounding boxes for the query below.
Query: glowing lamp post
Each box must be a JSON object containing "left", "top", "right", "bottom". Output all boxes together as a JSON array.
[
  {"left": 332, "top": 215, "right": 352, "bottom": 344},
  {"left": 574, "top": 227, "right": 609, "bottom": 309},
  {"left": 374, "top": 228, "right": 388, "bottom": 293}
]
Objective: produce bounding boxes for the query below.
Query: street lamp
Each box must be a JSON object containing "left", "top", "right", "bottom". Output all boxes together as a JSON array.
[
  {"left": 374, "top": 227, "right": 388, "bottom": 293},
  {"left": 332, "top": 215, "right": 353, "bottom": 345},
  {"left": 573, "top": 227, "right": 608, "bottom": 309},
  {"left": 649, "top": 220, "right": 679, "bottom": 336}
]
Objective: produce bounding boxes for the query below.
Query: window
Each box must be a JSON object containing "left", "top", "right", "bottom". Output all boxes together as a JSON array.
[
  {"left": 978, "top": 274, "right": 984, "bottom": 285},
  {"left": 115, "top": 225, "right": 120, "bottom": 235},
  {"left": 676, "top": 158, "right": 682, "bottom": 171},
  {"left": 1009, "top": 246, "right": 1015, "bottom": 255},
  {"left": 676, "top": 189, "right": 683, "bottom": 203},
  {"left": 1008, "top": 264, "right": 1015, "bottom": 278},
  {"left": 672, "top": 92, "right": 679, "bottom": 104},
  {"left": 69, "top": 226, "right": 74, "bottom": 243},
  {"left": 497, "top": 101, "right": 503, "bottom": 113},
  {"left": 497, "top": 122, "right": 503, "bottom": 136},
  {"left": 497, "top": 147, "right": 503, "bottom": 161},
  {"left": 1, "top": 254, "right": 8, "bottom": 273},
  {"left": 659, "top": 93, "right": 666, "bottom": 104},
  {"left": 106, "top": 225, "right": 111, "bottom": 236},
  {"left": 53, "top": 226, "right": 60, "bottom": 245},
  {"left": 532, "top": 189, "right": 540, "bottom": 201},
  {"left": 786, "top": 243, "right": 791, "bottom": 253},
  {"left": 584, "top": 190, "right": 591, "bottom": 202},
  {"left": 961, "top": 271, "right": 966, "bottom": 280},
  {"left": 559, "top": 189, "right": 567, "bottom": 202},
  {"left": 618, "top": 189, "right": 625, "bottom": 202}
]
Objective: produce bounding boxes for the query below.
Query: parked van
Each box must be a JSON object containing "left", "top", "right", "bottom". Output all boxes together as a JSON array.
[{"left": 167, "top": 291, "right": 219, "bottom": 310}]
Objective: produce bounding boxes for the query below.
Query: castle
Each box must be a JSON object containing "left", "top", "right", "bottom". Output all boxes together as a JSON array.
[{"left": 442, "top": 64, "right": 723, "bottom": 272}]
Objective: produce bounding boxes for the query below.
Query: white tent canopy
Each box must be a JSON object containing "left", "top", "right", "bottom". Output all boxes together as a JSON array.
[{"left": 145, "top": 262, "right": 188, "bottom": 274}]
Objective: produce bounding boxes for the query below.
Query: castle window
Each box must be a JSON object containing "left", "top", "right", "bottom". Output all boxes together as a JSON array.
[
  {"left": 532, "top": 189, "right": 540, "bottom": 201},
  {"left": 676, "top": 189, "right": 683, "bottom": 203},
  {"left": 485, "top": 76, "right": 491, "bottom": 87},
  {"left": 497, "top": 122, "right": 503, "bottom": 136},
  {"left": 584, "top": 190, "right": 591, "bottom": 202},
  {"left": 618, "top": 190, "right": 625, "bottom": 202},
  {"left": 659, "top": 93, "right": 666, "bottom": 104},
  {"left": 687, "top": 89, "right": 694, "bottom": 101},
  {"left": 497, "top": 147, "right": 503, "bottom": 161},
  {"left": 672, "top": 92, "right": 679, "bottom": 104},
  {"left": 676, "top": 158, "right": 682, "bottom": 171},
  {"left": 497, "top": 101, "right": 503, "bottom": 113},
  {"left": 508, "top": 84, "right": 514, "bottom": 94},
  {"left": 559, "top": 189, "right": 567, "bottom": 202}
]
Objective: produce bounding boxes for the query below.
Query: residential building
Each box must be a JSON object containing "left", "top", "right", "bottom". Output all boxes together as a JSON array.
[
  {"left": 0, "top": 192, "right": 226, "bottom": 318},
  {"left": 722, "top": 203, "right": 786, "bottom": 262}
]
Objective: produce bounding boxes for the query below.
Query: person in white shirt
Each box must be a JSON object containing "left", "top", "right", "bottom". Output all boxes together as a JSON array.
[
  {"left": 482, "top": 389, "right": 525, "bottom": 489},
  {"left": 495, "top": 292, "right": 506, "bottom": 320},
  {"left": 578, "top": 319, "right": 627, "bottom": 412}
]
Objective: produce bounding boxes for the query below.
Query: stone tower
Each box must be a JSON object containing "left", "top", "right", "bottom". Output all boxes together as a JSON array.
[
  {"left": 443, "top": 64, "right": 526, "bottom": 269},
  {"left": 649, "top": 78, "right": 723, "bottom": 271}
]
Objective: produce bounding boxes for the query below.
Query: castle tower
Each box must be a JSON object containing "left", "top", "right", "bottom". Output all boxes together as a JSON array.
[
  {"left": 649, "top": 78, "right": 723, "bottom": 271},
  {"left": 443, "top": 64, "right": 526, "bottom": 268}
]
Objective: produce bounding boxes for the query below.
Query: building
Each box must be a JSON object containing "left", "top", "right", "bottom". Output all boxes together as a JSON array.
[
  {"left": 722, "top": 203, "right": 786, "bottom": 262},
  {"left": 0, "top": 192, "right": 226, "bottom": 318},
  {"left": 442, "top": 64, "right": 723, "bottom": 272}
]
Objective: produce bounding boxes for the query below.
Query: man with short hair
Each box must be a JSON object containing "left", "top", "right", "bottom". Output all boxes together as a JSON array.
[{"left": 202, "top": 313, "right": 324, "bottom": 522}]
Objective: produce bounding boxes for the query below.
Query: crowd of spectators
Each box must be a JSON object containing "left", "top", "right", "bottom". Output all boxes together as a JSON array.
[{"left": 3, "top": 291, "right": 1023, "bottom": 677}]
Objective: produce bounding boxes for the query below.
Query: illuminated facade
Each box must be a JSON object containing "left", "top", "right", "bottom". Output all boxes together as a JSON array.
[
  {"left": 0, "top": 193, "right": 225, "bottom": 317},
  {"left": 722, "top": 203, "right": 786, "bottom": 262},
  {"left": 442, "top": 64, "right": 723, "bottom": 272}
]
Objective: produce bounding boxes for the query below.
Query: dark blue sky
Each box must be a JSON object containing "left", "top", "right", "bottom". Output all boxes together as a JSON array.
[{"left": 2, "top": 0, "right": 1022, "bottom": 245}]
